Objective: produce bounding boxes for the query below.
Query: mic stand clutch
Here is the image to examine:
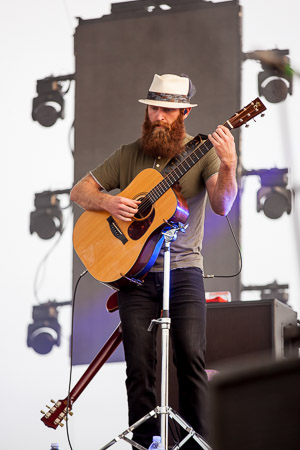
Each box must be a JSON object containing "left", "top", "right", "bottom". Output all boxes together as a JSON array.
[{"left": 99, "top": 222, "right": 212, "bottom": 450}]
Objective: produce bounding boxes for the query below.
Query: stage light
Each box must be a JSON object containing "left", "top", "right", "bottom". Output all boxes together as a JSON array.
[
  {"left": 30, "top": 191, "right": 63, "bottom": 239},
  {"left": 243, "top": 49, "right": 293, "bottom": 103},
  {"left": 257, "top": 186, "right": 292, "bottom": 219},
  {"left": 159, "top": 4, "right": 171, "bottom": 10},
  {"left": 29, "top": 188, "right": 71, "bottom": 240},
  {"left": 32, "top": 79, "right": 65, "bottom": 127},
  {"left": 258, "top": 71, "right": 292, "bottom": 104},
  {"left": 256, "top": 169, "right": 292, "bottom": 219},
  {"left": 27, "top": 302, "right": 61, "bottom": 355},
  {"left": 242, "top": 280, "right": 289, "bottom": 305},
  {"left": 32, "top": 74, "right": 75, "bottom": 127},
  {"left": 242, "top": 168, "right": 292, "bottom": 220},
  {"left": 27, "top": 300, "right": 71, "bottom": 355}
]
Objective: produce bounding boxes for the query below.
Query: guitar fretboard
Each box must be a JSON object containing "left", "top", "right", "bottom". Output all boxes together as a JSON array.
[
  {"left": 147, "top": 120, "right": 234, "bottom": 205},
  {"left": 137, "top": 96, "right": 267, "bottom": 214},
  {"left": 155, "top": 137, "right": 213, "bottom": 199},
  {"left": 138, "top": 129, "right": 218, "bottom": 213}
]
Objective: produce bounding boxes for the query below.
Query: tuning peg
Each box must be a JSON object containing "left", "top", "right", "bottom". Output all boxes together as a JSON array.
[
  {"left": 245, "top": 124, "right": 250, "bottom": 128},
  {"left": 41, "top": 410, "right": 46, "bottom": 415},
  {"left": 253, "top": 118, "right": 256, "bottom": 122},
  {"left": 68, "top": 411, "right": 74, "bottom": 416},
  {"left": 46, "top": 405, "right": 51, "bottom": 409},
  {"left": 261, "top": 113, "right": 265, "bottom": 117},
  {"left": 59, "top": 423, "right": 64, "bottom": 427},
  {"left": 51, "top": 399, "right": 55, "bottom": 404}
]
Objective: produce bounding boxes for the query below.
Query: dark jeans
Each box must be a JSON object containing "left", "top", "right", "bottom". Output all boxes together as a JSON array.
[{"left": 118, "top": 267, "right": 208, "bottom": 448}]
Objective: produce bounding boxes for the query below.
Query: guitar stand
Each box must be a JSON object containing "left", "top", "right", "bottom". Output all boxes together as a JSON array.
[{"left": 99, "top": 223, "right": 212, "bottom": 450}]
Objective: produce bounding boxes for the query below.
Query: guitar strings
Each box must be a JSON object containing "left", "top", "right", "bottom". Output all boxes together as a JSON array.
[
  {"left": 137, "top": 141, "right": 210, "bottom": 216},
  {"left": 135, "top": 104, "right": 264, "bottom": 217}
]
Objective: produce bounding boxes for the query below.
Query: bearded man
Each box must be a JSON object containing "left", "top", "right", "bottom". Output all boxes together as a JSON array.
[{"left": 70, "top": 73, "right": 237, "bottom": 448}]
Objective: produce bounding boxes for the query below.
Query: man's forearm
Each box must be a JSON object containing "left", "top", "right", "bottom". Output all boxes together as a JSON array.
[
  {"left": 70, "top": 177, "right": 110, "bottom": 211},
  {"left": 70, "top": 174, "right": 140, "bottom": 221},
  {"left": 210, "top": 163, "right": 238, "bottom": 216}
]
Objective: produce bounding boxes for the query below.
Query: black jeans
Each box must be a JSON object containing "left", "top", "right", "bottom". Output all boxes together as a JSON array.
[{"left": 118, "top": 267, "right": 208, "bottom": 448}]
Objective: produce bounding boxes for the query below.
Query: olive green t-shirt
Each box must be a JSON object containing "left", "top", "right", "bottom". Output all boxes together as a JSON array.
[{"left": 90, "top": 135, "right": 220, "bottom": 271}]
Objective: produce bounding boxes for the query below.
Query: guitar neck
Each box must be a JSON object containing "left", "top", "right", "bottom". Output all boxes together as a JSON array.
[
  {"left": 164, "top": 134, "right": 214, "bottom": 186},
  {"left": 147, "top": 125, "right": 227, "bottom": 205},
  {"left": 69, "top": 323, "right": 123, "bottom": 402},
  {"left": 41, "top": 323, "right": 123, "bottom": 429},
  {"left": 164, "top": 121, "right": 234, "bottom": 189},
  {"left": 140, "top": 97, "right": 266, "bottom": 210}
]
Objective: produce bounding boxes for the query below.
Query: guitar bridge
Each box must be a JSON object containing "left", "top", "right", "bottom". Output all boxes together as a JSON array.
[{"left": 107, "top": 216, "right": 128, "bottom": 244}]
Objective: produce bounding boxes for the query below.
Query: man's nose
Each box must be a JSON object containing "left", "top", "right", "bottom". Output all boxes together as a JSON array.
[{"left": 156, "top": 108, "right": 166, "bottom": 121}]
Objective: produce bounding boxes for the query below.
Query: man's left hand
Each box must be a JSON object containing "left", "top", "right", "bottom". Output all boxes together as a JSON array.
[{"left": 208, "top": 125, "right": 237, "bottom": 168}]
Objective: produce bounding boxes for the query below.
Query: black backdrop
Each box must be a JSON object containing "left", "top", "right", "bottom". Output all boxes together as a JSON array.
[{"left": 72, "top": 0, "right": 241, "bottom": 364}]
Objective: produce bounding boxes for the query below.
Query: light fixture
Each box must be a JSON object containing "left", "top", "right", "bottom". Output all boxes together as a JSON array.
[
  {"left": 27, "top": 302, "right": 61, "bottom": 355},
  {"left": 243, "top": 168, "right": 292, "bottom": 220},
  {"left": 32, "top": 73, "right": 75, "bottom": 127},
  {"left": 243, "top": 49, "right": 293, "bottom": 103},
  {"left": 29, "top": 188, "right": 71, "bottom": 240},
  {"left": 159, "top": 4, "right": 171, "bottom": 10},
  {"left": 27, "top": 300, "right": 71, "bottom": 355},
  {"left": 146, "top": 4, "right": 171, "bottom": 12},
  {"left": 256, "top": 169, "right": 292, "bottom": 219},
  {"left": 242, "top": 280, "right": 289, "bottom": 304}
]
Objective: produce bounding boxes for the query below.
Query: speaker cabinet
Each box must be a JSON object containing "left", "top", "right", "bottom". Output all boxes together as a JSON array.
[
  {"left": 209, "top": 356, "right": 300, "bottom": 450},
  {"left": 157, "top": 299, "right": 297, "bottom": 411},
  {"left": 205, "top": 299, "right": 297, "bottom": 369}
]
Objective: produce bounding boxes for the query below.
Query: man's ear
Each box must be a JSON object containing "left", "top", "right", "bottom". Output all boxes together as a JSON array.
[{"left": 183, "top": 107, "right": 191, "bottom": 118}]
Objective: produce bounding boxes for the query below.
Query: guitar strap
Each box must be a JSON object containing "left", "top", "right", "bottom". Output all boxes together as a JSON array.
[{"left": 161, "top": 133, "right": 208, "bottom": 178}]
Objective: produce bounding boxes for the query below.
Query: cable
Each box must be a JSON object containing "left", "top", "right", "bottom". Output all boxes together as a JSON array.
[
  {"left": 65, "top": 269, "right": 88, "bottom": 450},
  {"left": 204, "top": 215, "right": 242, "bottom": 279},
  {"left": 61, "top": 80, "right": 73, "bottom": 96}
]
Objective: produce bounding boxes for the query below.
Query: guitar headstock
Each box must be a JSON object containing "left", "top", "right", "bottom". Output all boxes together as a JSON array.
[
  {"left": 40, "top": 398, "right": 73, "bottom": 429},
  {"left": 228, "top": 97, "right": 266, "bottom": 129}
]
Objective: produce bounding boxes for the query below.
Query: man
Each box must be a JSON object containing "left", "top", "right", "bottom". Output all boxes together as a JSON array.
[{"left": 71, "top": 74, "right": 237, "bottom": 447}]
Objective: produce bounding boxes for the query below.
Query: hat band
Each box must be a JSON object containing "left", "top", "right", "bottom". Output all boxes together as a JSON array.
[{"left": 147, "top": 91, "right": 189, "bottom": 103}]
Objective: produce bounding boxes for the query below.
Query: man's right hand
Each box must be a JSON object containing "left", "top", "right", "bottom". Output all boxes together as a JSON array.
[
  {"left": 70, "top": 173, "right": 140, "bottom": 221},
  {"left": 102, "top": 195, "right": 140, "bottom": 222}
]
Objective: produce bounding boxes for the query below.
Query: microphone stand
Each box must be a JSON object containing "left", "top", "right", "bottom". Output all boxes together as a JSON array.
[{"left": 99, "top": 223, "right": 212, "bottom": 450}]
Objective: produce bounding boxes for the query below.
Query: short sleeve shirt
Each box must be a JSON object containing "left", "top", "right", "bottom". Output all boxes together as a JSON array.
[{"left": 91, "top": 134, "right": 220, "bottom": 271}]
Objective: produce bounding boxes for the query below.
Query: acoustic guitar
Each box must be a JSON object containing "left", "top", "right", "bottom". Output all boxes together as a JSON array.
[{"left": 73, "top": 98, "right": 266, "bottom": 288}]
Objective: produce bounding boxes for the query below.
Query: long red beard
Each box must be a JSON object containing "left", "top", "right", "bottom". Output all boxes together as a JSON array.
[{"left": 141, "top": 110, "right": 186, "bottom": 159}]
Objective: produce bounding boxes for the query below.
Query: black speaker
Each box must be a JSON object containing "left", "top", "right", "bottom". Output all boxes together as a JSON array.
[
  {"left": 205, "top": 299, "right": 297, "bottom": 369},
  {"left": 209, "top": 356, "right": 300, "bottom": 450},
  {"left": 157, "top": 299, "right": 297, "bottom": 411}
]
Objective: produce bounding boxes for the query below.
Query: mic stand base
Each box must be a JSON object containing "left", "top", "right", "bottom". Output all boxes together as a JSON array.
[{"left": 99, "top": 406, "right": 211, "bottom": 450}]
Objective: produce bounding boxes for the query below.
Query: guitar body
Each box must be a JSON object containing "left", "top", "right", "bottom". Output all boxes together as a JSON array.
[{"left": 73, "top": 168, "right": 189, "bottom": 287}]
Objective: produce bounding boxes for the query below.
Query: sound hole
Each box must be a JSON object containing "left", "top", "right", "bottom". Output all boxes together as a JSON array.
[
  {"left": 133, "top": 194, "right": 152, "bottom": 221},
  {"left": 134, "top": 204, "right": 152, "bottom": 220},
  {"left": 128, "top": 208, "right": 155, "bottom": 240}
]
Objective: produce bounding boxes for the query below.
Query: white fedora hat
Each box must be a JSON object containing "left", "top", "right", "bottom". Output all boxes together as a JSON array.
[{"left": 139, "top": 73, "right": 197, "bottom": 109}]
